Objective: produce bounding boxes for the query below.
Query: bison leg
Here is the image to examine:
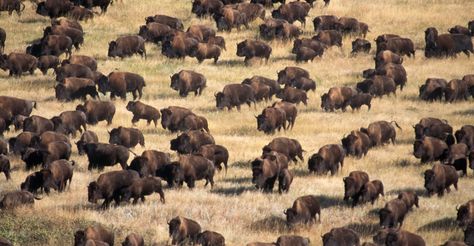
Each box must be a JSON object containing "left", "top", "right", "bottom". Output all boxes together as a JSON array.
[{"left": 132, "top": 90, "right": 138, "bottom": 100}]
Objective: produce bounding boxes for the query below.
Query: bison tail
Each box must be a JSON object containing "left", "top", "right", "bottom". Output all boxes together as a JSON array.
[
  {"left": 390, "top": 121, "right": 402, "bottom": 131},
  {"left": 127, "top": 149, "right": 138, "bottom": 156}
]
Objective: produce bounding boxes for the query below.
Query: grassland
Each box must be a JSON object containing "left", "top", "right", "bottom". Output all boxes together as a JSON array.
[{"left": 0, "top": 0, "right": 474, "bottom": 245}]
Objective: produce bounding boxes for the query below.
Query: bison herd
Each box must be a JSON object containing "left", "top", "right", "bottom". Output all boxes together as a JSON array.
[{"left": 0, "top": 0, "right": 473, "bottom": 244}]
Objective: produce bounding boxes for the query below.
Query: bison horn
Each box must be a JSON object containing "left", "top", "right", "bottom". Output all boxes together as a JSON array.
[
  {"left": 214, "top": 92, "right": 218, "bottom": 97},
  {"left": 456, "top": 205, "right": 460, "bottom": 211},
  {"left": 283, "top": 209, "right": 287, "bottom": 214}
]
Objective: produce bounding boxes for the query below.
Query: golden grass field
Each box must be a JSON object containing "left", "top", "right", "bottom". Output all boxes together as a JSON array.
[{"left": 0, "top": 0, "right": 474, "bottom": 245}]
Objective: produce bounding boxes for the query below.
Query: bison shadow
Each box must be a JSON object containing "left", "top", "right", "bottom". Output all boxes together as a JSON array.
[
  {"left": 230, "top": 160, "right": 251, "bottom": 169},
  {"left": 392, "top": 158, "right": 419, "bottom": 167},
  {"left": 315, "top": 195, "right": 346, "bottom": 209},
  {"left": 368, "top": 208, "right": 380, "bottom": 218},
  {"left": 210, "top": 186, "right": 254, "bottom": 196},
  {"left": 249, "top": 215, "right": 289, "bottom": 233},
  {"left": 346, "top": 222, "right": 380, "bottom": 237},
  {"left": 417, "top": 217, "right": 457, "bottom": 232},
  {"left": 298, "top": 107, "right": 320, "bottom": 113},
  {"left": 452, "top": 109, "right": 474, "bottom": 116},
  {"left": 386, "top": 188, "right": 426, "bottom": 197},
  {"left": 18, "top": 17, "right": 49, "bottom": 24},
  {"left": 213, "top": 59, "right": 246, "bottom": 67},
  {"left": 221, "top": 176, "right": 252, "bottom": 184},
  {"left": 292, "top": 168, "right": 312, "bottom": 177}
]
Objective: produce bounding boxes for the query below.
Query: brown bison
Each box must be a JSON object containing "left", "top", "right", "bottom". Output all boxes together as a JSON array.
[
  {"left": 63, "top": 55, "right": 97, "bottom": 71},
  {"left": 215, "top": 84, "right": 256, "bottom": 110},
  {"left": 55, "top": 77, "right": 98, "bottom": 102},
  {"left": 397, "top": 191, "right": 419, "bottom": 210},
  {"left": 22, "top": 115, "right": 54, "bottom": 135},
  {"left": 196, "top": 231, "right": 225, "bottom": 246},
  {"left": 74, "top": 225, "right": 114, "bottom": 246},
  {"left": 445, "top": 79, "right": 469, "bottom": 102},
  {"left": 457, "top": 199, "right": 474, "bottom": 227},
  {"left": 76, "top": 130, "right": 98, "bottom": 155},
  {"left": 360, "top": 180, "right": 384, "bottom": 204},
  {"left": 413, "top": 136, "right": 449, "bottom": 163},
  {"left": 119, "top": 177, "right": 165, "bottom": 204},
  {"left": 360, "top": 120, "right": 401, "bottom": 146},
  {"left": 312, "top": 30, "right": 342, "bottom": 47},
  {"left": 170, "top": 130, "right": 215, "bottom": 154},
  {"left": 198, "top": 144, "right": 229, "bottom": 172},
  {"left": 170, "top": 70, "right": 206, "bottom": 97},
  {"left": 377, "top": 36, "right": 415, "bottom": 57},
  {"left": 262, "top": 137, "right": 304, "bottom": 163},
  {"left": 341, "top": 130, "right": 371, "bottom": 158},
  {"left": 256, "top": 106, "right": 287, "bottom": 134},
  {"left": 21, "top": 159, "right": 74, "bottom": 193},
  {"left": 242, "top": 77, "right": 272, "bottom": 102},
  {"left": 171, "top": 155, "right": 215, "bottom": 188},
  {"left": 272, "top": 101, "right": 297, "bottom": 129},
  {"left": 357, "top": 75, "right": 396, "bottom": 97},
  {"left": 88, "top": 170, "right": 140, "bottom": 209},
  {"left": 161, "top": 31, "right": 199, "bottom": 59},
  {"left": 76, "top": 100, "right": 115, "bottom": 125},
  {"left": 379, "top": 198, "right": 409, "bottom": 228},
  {"left": 0, "top": 96, "right": 36, "bottom": 117},
  {"left": 351, "top": 38, "right": 371, "bottom": 54},
  {"left": 98, "top": 71, "right": 146, "bottom": 100},
  {"left": 145, "top": 14, "right": 184, "bottom": 30},
  {"left": 348, "top": 93, "right": 372, "bottom": 111},
  {"left": 108, "top": 127, "right": 145, "bottom": 148},
  {"left": 51, "top": 110, "right": 87, "bottom": 137},
  {"left": 271, "top": 1, "right": 310, "bottom": 26},
  {"left": 108, "top": 35, "right": 146, "bottom": 59},
  {"left": 54, "top": 63, "right": 94, "bottom": 82},
  {"left": 236, "top": 39, "right": 272, "bottom": 65},
  {"left": 37, "top": 55, "right": 59, "bottom": 75},
  {"left": 424, "top": 163, "right": 458, "bottom": 197},
  {"left": 0, "top": 155, "right": 10, "bottom": 180},
  {"left": 126, "top": 101, "right": 160, "bottom": 127},
  {"left": 9, "top": 131, "right": 36, "bottom": 155},
  {"left": 168, "top": 216, "right": 201, "bottom": 245},
  {"left": 313, "top": 15, "right": 338, "bottom": 32},
  {"left": 277, "top": 66, "right": 309, "bottom": 85},
  {"left": 425, "top": 27, "right": 473, "bottom": 58},
  {"left": 122, "top": 233, "right": 144, "bottom": 246},
  {"left": 456, "top": 125, "right": 474, "bottom": 150},
  {"left": 445, "top": 143, "right": 470, "bottom": 176},
  {"left": 139, "top": 22, "right": 174, "bottom": 44},
  {"left": 278, "top": 168, "right": 293, "bottom": 193},
  {"left": 276, "top": 86, "right": 307, "bottom": 105},
  {"left": 321, "top": 86, "right": 355, "bottom": 112},
  {"left": 0, "top": 191, "right": 38, "bottom": 209},
  {"left": 375, "top": 50, "right": 403, "bottom": 68},
  {"left": 308, "top": 144, "right": 345, "bottom": 175},
  {"left": 160, "top": 106, "right": 194, "bottom": 132},
  {"left": 322, "top": 227, "right": 360, "bottom": 246},
  {"left": 385, "top": 229, "right": 425, "bottom": 246},
  {"left": 284, "top": 195, "right": 320, "bottom": 226},
  {"left": 343, "top": 170, "right": 369, "bottom": 206},
  {"left": 251, "top": 156, "right": 281, "bottom": 192},
  {"left": 0, "top": 53, "right": 37, "bottom": 77},
  {"left": 276, "top": 235, "right": 310, "bottom": 246},
  {"left": 419, "top": 78, "right": 447, "bottom": 101},
  {"left": 214, "top": 7, "right": 249, "bottom": 32},
  {"left": 189, "top": 43, "right": 221, "bottom": 64},
  {"left": 83, "top": 143, "right": 130, "bottom": 171}
]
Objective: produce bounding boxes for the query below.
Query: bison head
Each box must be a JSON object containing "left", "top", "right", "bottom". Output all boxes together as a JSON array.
[
  {"left": 284, "top": 207, "right": 300, "bottom": 226},
  {"left": 457, "top": 204, "right": 472, "bottom": 227},
  {"left": 128, "top": 156, "right": 150, "bottom": 177},
  {"left": 413, "top": 124, "right": 425, "bottom": 140},
  {"left": 191, "top": 0, "right": 204, "bottom": 16},
  {"left": 21, "top": 148, "right": 43, "bottom": 170},
  {"left": 291, "top": 39, "right": 302, "bottom": 54},
  {"left": 39, "top": 169, "right": 58, "bottom": 193},
  {"left": 170, "top": 73, "right": 180, "bottom": 91},
  {"left": 74, "top": 230, "right": 87, "bottom": 246},
  {"left": 413, "top": 139, "right": 424, "bottom": 158},
  {"left": 362, "top": 69, "right": 375, "bottom": 79},
  {"left": 138, "top": 25, "right": 149, "bottom": 40},
  {"left": 126, "top": 101, "right": 137, "bottom": 112},
  {"left": 424, "top": 27, "right": 438, "bottom": 49},
  {"left": 271, "top": 9, "right": 281, "bottom": 19},
  {"left": 256, "top": 113, "right": 269, "bottom": 133},
  {"left": 108, "top": 127, "right": 122, "bottom": 145},
  {"left": 341, "top": 134, "right": 357, "bottom": 156},
  {"left": 96, "top": 76, "right": 110, "bottom": 95},
  {"left": 455, "top": 129, "right": 466, "bottom": 144},
  {"left": 307, "top": 154, "right": 327, "bottom": 175},
  {"left": 107, "top": 41, "right": 118, "bottom": 58},
  {"left": 251, "top": 158, "right": 264, "bottom": 184},
  {"left": 168, "top": 217, "right": 181, "bottom": 239},
  {"left": 373, "top": 229, "right": 390, "bottom": 245},
  {"left": 20, "top": 172, "right": 43, "bottom": 193},
  {"left": 320, "top": 93, "right": 331, "bottom": 111},
  {"left": 54, "top": 84, "right": 69, "bottom": 101},
  {"left": 43, "top": 26, "right": 53, "bottom": 37},
  {"left": 385, "top": 231, "right": 401, "bottom": 245},
  {"left": 170, "top": 134, "right": 192, "bottom": 154},
  {"left": 215, "top": 92, "right": 229, "bottom": 110},
  {"left": 465, "top": 223, "right": 474, "bottom": 246},
  {"left": 35, "top": 2, "right": 49, "bottom": 16},
  {"left": 87, "top": 181, "right": 101, "bottom": 203},
  {"left": 423, "top": 169, "right": 436, "bottom": 196},
  {"left": 378, "top": 208, "right": 393, "bottom": 228},
  {"left": 0, "top": 54, "right": 8, "bottom": 71},
  {"left": 75, "top": 139, "right": 87, "bottom": 155},
  {"left": 343, "top": 177, "right": 357, "bottom": 201},
  {"left": 160, "top": 108, "right": 173, "bottom": 130},
  {"left": 236, "top": 40, "right": 247, "bottom": 57}
]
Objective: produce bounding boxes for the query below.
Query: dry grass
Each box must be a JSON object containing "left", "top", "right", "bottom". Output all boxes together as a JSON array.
[{"left": 0, "top": 0, "right": 474, "bottom": 245}]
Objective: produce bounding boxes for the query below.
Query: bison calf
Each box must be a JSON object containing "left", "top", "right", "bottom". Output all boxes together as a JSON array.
[{"left": 120, "top": 177, "right": 165, "bottom": 204}]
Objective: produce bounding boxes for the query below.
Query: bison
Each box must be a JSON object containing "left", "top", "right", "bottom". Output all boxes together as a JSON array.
[
  {"left": 108, "top": 127, "right": 145, "bottom": 148},
  {"left": 308, "top": 144, "right": 345, "bottom": 175},
  {"left": 215, "top": 84, "right": 256, "bottom": 110},
  {"left": 284, "top": 195, "right": 320, "bottom": 227},
  {"left": 168, "top": 216, "right": 201, "bottom": 245},
  {"left": 170, "top": 70, "right": 206, "bottom": 97},
  {"left": 343, "top": 170, "right": 369, "bottom": 207},
  {"left": 236, "top": 39, "right": 272, "bottom": 65},
  {"left": 424, "top": 163, "right": 458, "bottom": 197},
  {"left": 88, "top": 170, "right": 140, "bottom": 209},
  {"left": 108, "top": 35, "right": 146, "bottom": 59}
]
